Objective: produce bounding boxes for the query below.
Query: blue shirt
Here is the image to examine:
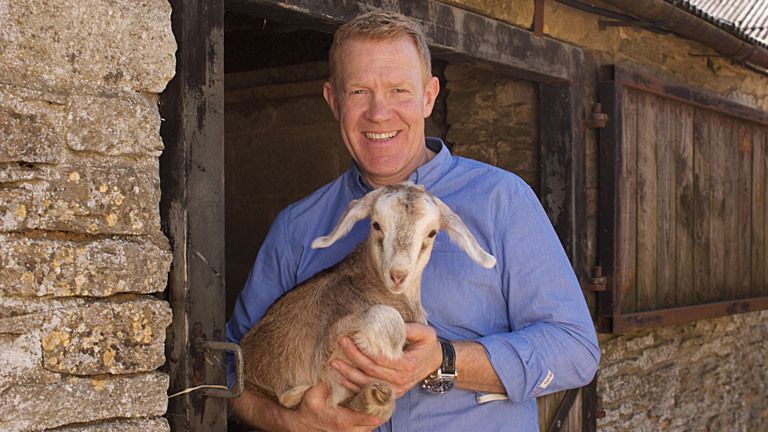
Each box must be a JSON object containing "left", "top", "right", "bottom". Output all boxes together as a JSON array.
[{"left": 227, "top": 138, "right": 600, "bottom": 431}]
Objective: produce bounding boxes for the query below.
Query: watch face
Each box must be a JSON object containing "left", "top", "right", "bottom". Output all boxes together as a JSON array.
[{"left": 432, "top": 379, "right": 455, "bottom": 393}]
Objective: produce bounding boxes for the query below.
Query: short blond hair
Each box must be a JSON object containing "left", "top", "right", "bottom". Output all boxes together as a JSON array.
[{"left": 328, "top": 10, "right": 432, "bottom": 85}]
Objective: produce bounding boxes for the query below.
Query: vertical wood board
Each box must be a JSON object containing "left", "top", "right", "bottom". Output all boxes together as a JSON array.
[
  {"left": 656, "top": 97, "right": 677, "bottom": 308},
  {"left": 636, "top": 91, "right": 659, "bottom": 312},
  {"left": 618, "top": 88, "right": 639, "bottom": 315},
  {"left": 675, "top": 103, "right": 695, "bottom": 307}
]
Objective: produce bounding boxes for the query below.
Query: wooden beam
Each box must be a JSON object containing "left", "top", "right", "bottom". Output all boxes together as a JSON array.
[
  {"left": 159, "top": 0, "right": 226, "bottom": 430},
  {"left": 227, "top": 0, "right": 583, "bottom": 83},
  {"left": 609, "top": 65, "right": 768, "bottom": 126},
  {"left": 615, "top": 297, "right": 768, "bottom": 333}
]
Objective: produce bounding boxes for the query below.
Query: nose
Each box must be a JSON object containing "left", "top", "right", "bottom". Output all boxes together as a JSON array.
[
  {"left": 390, "top": 269, "right": 408, "bottom": 286},
  {"left": 366, "top": 93, "right": 392, "bottom": 122}
]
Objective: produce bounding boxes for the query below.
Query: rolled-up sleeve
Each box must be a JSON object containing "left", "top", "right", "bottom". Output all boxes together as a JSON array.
[{"left": 477, "top": 183, "right": 600, "bottom": 403}]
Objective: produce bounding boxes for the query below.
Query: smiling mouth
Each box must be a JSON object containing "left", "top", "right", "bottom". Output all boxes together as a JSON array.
[{"left": 364, "top": 131, "right": 399, "bottom": 141}]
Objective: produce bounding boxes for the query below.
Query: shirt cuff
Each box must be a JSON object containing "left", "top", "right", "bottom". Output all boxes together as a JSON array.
[{"left": 477, "top": 332, "right": 552, "bottom": 403}]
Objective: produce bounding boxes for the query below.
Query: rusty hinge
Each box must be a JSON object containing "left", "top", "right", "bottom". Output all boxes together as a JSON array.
[
  {"left": 587, "top": 266, "right": 607, "bottom": 292},
  {"left": 583, "top": 103, "right": 608, "bottom": 129}
]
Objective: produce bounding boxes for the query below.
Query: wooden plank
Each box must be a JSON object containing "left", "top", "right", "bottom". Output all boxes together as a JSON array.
[
  {"left": 230, "top": 0, "right": 584, "bottom": 84},
  {"left": 611, "top": 65, "right": 768, "bottom": 127},
  {"left": 763, "top": 127, "right": 768, "bottom": 298},
  {"left": 636, "top": 91, "right": 659, "bottom": 312},
  {"left": 709, "top": 113, "right": 728, "bottom": 303},
  {"left": 723, "top": 118, "right": 740, "bottom": 300},
  {"left": 656, "top": 97, "right": 676, "bottom": 308},
  {"left": 752, "top": 125, "right": 766, "bottom": 299},
  {"left": 693, "top": 109, "right": 713, "bottom": 305},
  {"left": 618, "top": 87, "right": 639, "bottom": 315},
  {"left": 675, "top": 103, "right": 695, "bottom": 307},
  {"left": 159, "top": 0, "right": 227, "bottom": 430},
  {"left": 616, "top": 297, "right": 768, "bottom": 332},
  {"left": 736, "top": 120, "right": 753, "bottom": 299}
]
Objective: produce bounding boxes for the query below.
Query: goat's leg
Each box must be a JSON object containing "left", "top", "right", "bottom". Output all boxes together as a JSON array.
[
  {"left": 345, "top": 382, "right": 396, "bottom": 419},
  {"left": 351, "top": 304, "right": 406, "bottom": 359},
  {"left": 277, "top": 385, "right": 312, "bottom": 408},
  {"left": 327, "top": 305, "right": 405, "bottom": 419}
]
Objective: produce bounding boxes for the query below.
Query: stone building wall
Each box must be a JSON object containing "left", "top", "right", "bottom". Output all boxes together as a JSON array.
[
  {"left": 445, "top": 0, "right": 768, "bottom": 430},
  {"left": 0, "top": 1, "right": 176, "bottom": 431}
]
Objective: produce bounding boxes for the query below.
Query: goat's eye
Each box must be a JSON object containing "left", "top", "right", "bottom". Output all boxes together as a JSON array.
[
  {"left": 372, "top": 222, "right": 381, "bottom": 231},
  {"left": 427, "top": 230, "right": 437, "bottom": 238}
]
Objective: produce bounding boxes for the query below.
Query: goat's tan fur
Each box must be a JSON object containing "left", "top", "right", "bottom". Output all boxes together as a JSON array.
[{"left": 240, "top": 183, "right": 495, "bottom": 420}]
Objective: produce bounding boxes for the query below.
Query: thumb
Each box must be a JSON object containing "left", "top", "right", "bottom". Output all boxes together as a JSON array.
[{"left": 404, "top": 323, "right": 436, "bottom": 343}]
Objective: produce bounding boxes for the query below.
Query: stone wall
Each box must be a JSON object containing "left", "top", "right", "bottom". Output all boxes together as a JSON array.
[
  {"left": 598, "top": 310, "right": 768, "bottom": 430},
  {"left": 0, "top": 1, "right": 176, "bottom": 431},
  {"left": 444, "top": 63, "right": 538, "bottom": 190}
]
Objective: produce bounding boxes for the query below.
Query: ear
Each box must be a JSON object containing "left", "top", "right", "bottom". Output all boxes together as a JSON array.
[
  {"left": 422, "top": 76, "right": 440, "bottom": 118},
  {"left": 311, "top": 188, "right": 385, "bottom": 249},
  {"left": 323, "top": 81, "right": 340, "bottom": 121},
  {"left": 432, "top": 196, "right": 496, "bottom": 269}
]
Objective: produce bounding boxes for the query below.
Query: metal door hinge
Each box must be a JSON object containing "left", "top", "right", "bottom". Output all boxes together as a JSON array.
[
  {"left": 584, "top": 103, "right": 608, "bottom": 129},
  {"left": 587, "top": 266, "right": 607, "bottom": 292}
]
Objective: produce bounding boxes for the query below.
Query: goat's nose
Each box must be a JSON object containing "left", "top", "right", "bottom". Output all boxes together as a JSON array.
[{"left": 390, "top": 269, "right": 408, "bottom": 286}]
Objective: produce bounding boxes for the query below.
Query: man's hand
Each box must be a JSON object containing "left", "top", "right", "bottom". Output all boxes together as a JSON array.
[
  {"left": 331, "top": 323, "right": 443, "bottom": 398},
  {"left": 230, "top": 383, "right": 382, "bottom": 432}
]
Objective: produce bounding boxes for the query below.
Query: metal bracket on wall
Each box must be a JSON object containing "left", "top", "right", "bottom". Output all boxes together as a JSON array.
[
  {"left": 583, "top": 103, "right": 608, "bottom": 130},
  {"left": 587, "top": 266, "right": 607, "bottom": 292},
  {"left": 200, "top": 340, "right": 244, "bottom": 399}
]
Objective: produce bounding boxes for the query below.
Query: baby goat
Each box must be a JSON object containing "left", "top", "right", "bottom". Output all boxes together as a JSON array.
[{"left": 240, "top": 183, "right": 496, "bottom": 420}]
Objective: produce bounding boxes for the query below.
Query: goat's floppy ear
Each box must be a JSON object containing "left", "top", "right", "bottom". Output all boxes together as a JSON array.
[
  {"left": 433, "top": 196, "right": 496, "bottom": 269},
  {"left": 311, "top": 188, "right": 385, "bottom": 249}
]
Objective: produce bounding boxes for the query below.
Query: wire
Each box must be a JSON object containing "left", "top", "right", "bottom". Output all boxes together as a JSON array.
[{"left": 168, "top": 384, "right": 229, "bottom": 399}]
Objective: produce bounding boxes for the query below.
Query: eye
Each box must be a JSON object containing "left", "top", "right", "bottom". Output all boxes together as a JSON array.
[
  {"left": 427, "top": 230, "right": 437, "bottom": 238},
  {"left": 372, "top": 221, "right": 381, "bottom": 231}
]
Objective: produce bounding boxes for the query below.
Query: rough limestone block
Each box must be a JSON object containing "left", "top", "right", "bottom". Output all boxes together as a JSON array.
[
  {"left": 0, "top": 163, "right": 160, "bottom": 235},
  {"left": 0, "top": 371, "right": 169, "bottom": 432},
  {"left": 49, "top": 418, "right": 170, "bottom": 432},
  {"left": 0, "top": 83, "right": 165, "bottom": 158},
  {"left": 0, "top": 331, "right": 61, "bottom": 387},
  {"left": 0, "top": 0, "right": 176, "bottom": 93},
  {"left": 40, "top": 297, "right": 172, "bottom": 375},
  {"left": 65, "top": 92, "right": 164, "bottom": 156},
  {"left": 0, "top": 233, "right": 171, "bottom": 297},
  {"left": 0, "top": 108, "right": 63, "bottom": 163}
]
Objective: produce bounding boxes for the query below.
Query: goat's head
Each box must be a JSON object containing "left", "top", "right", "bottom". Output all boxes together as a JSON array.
[{"left": 312, "top": 183, "right": 496, "bottom": 294}]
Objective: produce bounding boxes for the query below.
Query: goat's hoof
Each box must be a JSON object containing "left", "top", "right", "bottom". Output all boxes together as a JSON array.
[{"left": 368, "top": 382, "right": 393, "bottom": 405}]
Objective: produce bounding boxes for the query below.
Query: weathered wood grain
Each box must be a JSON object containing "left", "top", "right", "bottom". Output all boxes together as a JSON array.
[
  {"left": 674, "top": 103, "right": 695, "bottom": 307},
  {"left": 709, "top": 113, "right": 728, "bottom": 303},
  {"left": 636, "top": 91, "right": 659, "bottom": 312},
  {"left": 693, "top": 109, "right": 713, "bottom": 305},
  {"left": 657, "top": 97, "right": 676, "bottom": 308},
  {"left": 619, "top": 88, "right": 639, "bottom": 314},
  {"left": 736, "top": 120, "right": 753, "bottom": 298}
]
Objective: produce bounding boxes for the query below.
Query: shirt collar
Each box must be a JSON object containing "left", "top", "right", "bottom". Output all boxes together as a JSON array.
[{"left": 347, "top": 137, "right": 452, "bottom": 195}]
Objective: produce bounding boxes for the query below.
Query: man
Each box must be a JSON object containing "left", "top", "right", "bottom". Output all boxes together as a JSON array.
[{"left": 227, "top": 10, "right": 599, "bottom": 431}]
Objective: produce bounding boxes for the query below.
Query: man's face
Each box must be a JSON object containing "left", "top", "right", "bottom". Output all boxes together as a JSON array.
[{"left": 324, "top": 36, "right": 440, "bottom": 188}]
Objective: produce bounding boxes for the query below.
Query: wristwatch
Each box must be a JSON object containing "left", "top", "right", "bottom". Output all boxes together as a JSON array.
[{"left": 422, "top": 338, "right": 457, "bottom": 394}]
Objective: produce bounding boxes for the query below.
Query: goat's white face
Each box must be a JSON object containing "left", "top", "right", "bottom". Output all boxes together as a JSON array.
[
  {"left": 368, "top": 189, "right": 442, "bottom": 294},
  {"left": 311, "top": 183, "right": 496, "bottom": 294}
]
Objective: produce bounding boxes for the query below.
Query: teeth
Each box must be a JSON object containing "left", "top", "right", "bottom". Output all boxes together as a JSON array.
[{"left": 365, "top": 131, "right": 397, "bottom": 140}]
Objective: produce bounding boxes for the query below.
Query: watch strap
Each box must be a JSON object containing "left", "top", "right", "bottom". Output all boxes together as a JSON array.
[{"left": 438, "top": 337, "right": 456, "bottom": 375}]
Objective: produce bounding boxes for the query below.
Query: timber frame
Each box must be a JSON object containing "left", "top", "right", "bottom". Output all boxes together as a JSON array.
[
  {"left": 160, "top": 0, "right": 593, "bottom": 430},
  {"left": 597, "top": 65, "right": 768, "bottom": 334}
]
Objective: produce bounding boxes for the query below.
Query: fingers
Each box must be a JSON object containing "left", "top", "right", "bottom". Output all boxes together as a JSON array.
[
  {"left": 404, "top": 322, "right": 437, "bottom": 345},
  {"left": 296, "top": 381, "right": 383, "bottom": 431}
]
